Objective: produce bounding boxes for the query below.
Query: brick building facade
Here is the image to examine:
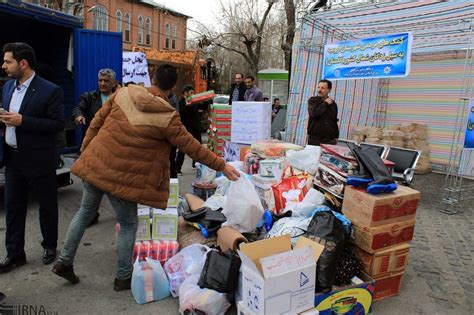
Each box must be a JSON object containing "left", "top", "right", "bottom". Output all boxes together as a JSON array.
[{"left": 29, "top": 0, "right": 189, "bottom": 51}]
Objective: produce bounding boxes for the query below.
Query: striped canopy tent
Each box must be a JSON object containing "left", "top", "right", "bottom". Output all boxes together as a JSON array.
[{"left": 286, "top": 1, "right": 474, "bottom": 171}]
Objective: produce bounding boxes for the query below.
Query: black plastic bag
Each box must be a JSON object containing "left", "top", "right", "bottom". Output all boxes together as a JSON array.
[
  {"left": 182, "top": 207, "right": 227, "bottom": 237},
  {"left": 306, "top": 211, "right": 347, "bottom": 293},
  {"left": 198, "top": 249, "right": 241, "bottom": 294}
]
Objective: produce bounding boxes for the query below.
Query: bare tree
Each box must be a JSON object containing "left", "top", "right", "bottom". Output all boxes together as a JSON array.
[
  {"left": 200, "top": 0, "right": 277, "bottom": 76},
  {"left": 281, "top": 0, "right": 296, "bottom": 71}
]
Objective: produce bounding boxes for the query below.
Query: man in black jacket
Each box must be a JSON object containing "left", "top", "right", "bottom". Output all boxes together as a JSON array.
[
  {"left": 72, "top": 68, "right": 116, "bottom": 129},
  {"left": 71, "top": 68, "right": 116, "bottom": 226},
  {"left": 176, "top": 85, "right": 201, "bottom": 174},
  {"left": 228, "top": 73, "right": 245, "bottom": 105},
  {"left": 307, "top": 79, "right": 339, "bottom": 146}
]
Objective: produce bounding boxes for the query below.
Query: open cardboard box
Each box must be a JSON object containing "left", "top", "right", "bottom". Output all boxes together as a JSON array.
[{"left": 238, "top": 235, "right": 324, "bottom": 315}]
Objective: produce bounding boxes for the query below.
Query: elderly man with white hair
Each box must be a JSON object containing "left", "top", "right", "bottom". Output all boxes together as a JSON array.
[{"left": 71, "top": 68, "right": 118, "bottom": 227}]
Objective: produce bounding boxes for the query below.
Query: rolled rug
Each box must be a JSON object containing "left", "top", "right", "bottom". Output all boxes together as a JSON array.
[
  {"left": 189, "top": 90, "right": 216, "bottom": 104},
  {"left": 217, "top": 227, "right": 248, "bottom": 252},
  {"left": 184, "top": 193, "right": 205, "bottom": 212}
]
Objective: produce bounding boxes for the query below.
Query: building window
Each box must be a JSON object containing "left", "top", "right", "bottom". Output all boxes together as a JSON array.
[
  {"left": 145, "top": 17, "right": 152, "bottom": 45},
  {"left": 92, "top": 5, "right": 108, "bottom": 31},
  {"left": 137, "top": 16, "right": 144, "bottom": 44},
  {"left": 165, "top": 23, "right": 170, "bottom": 49},
  {"left": 116, "top": 10, "right": 122, "bottom": 33},
  {"left": 171, "top": 25, "right": 177, "bottom": 49},
  {"left": 124, "top": 12, "right": 131, "bottom": 42}
]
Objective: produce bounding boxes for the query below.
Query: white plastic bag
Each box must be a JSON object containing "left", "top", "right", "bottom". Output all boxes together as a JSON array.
[
  {"left": 203, "top": 194, "right": 226, "bottom": 210},
  {"left": 214, "top": 176, "right": 230, "bottom": 196},
  {"left": 266, "top": 217, "right": 312, "bottom": 241},
  {"left": 164, "top": 244, "right": 210, "bottom": 297},
  {"left": 179, "top": 274, "right": 231, "bottom": 315},
  {"left": 131, "top": 258, "right": 170, "bottom": 304},
  {"left": 285, "top": 188, "right": 325, "bottom": 217},
  {"left": 222, "top": 174, "right": 264, "bottom": 233},
  {"left": 286, "top": 145, "right": 321, "bottom": 175},
  {"left": 195, "top": 163, "right": 217, "bottom": 185}
]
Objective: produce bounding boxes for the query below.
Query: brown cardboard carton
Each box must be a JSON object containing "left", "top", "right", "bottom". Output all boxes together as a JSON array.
[
  {"left": 373, "top": 271, "right": 405, "bottom": 301},
  {"left": 351, "top": 219, "right": 416, "bottom": 253},
  {"left": 342, "top": 185, "right": 420, "bottom": 227},
  {"left": 354, "top": 243, "right": 410, "bottom": 277}
]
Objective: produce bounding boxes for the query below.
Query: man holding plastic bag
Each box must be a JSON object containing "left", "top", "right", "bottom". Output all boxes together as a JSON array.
[{"left": 51, "top": 64, "right": 239, "bottom": 291}]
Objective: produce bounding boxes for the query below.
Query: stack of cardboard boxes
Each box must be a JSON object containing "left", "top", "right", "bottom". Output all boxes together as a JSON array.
[
  {"left": 132, "top": 179, "right": 180, "bottom": 265},
  {"left": 208, "top": 104, "right": 232, "bottom": 156},
  {"left": 342, "top": 185, "right": 420, "bottom": 300}
]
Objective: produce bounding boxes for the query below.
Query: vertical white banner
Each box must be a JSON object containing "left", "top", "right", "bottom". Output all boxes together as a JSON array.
[
  {"left": 231, "top": 101, "right": 272, "bottom": 144},
  {"left": 122, "top": 52, "right": 151, "bottom": 87}
]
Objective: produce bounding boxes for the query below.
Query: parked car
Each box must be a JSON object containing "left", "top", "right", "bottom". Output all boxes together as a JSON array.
[{"left": 213, "top": 94, "right": 230, "bottom": 105}]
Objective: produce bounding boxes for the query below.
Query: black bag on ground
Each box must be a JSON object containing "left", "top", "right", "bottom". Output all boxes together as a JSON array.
[
  {"left": 198, "top": 249, "right": 241, "bottom": 293},
  {"left": 182, "top": 207, "right": 227, "bottom": 236},
  {"left": 306, "top": 211, "right": 347, "bottom": 293}
]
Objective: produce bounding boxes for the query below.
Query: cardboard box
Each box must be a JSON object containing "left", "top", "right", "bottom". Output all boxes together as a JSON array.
[
  {"left": 152, "top": 208, "right": 178, "bottom": 241},
  {"left": 354, "top": 243, "right": 410, "bottom": 278},
  {"left": 136, "top": 208, "right": 151, "bottom": 241},
  {"left": 237, "top": 301, "right": 252, "bottom": 315},
  {"left": 238, "top": 235, "right": 321, "bottom": 315},
  {"left": 314, "top": 273, "right": 375, "bottom": 315},
  {"left": 167, "top": 179, "right": 179, "bottom": 208},
  {"left": 252, "top": 175, "right": 280, "bottom": 211},
  {"left": 373, "top": 271, "right": 404, "bottom": 301},
  {"left": 352, "top": 219, "right": 416, "bottom": 253},
  {"left": 259, "top": 158, "right": 285, "bottom": 179},
  {"left": 342, "top": 185, "right": 420, "bottom": 227}
]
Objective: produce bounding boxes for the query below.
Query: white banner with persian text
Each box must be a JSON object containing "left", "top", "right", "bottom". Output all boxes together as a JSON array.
[
  {"left": 231, "top": 101, "right": 271, "bottom": 144},
  {"left": 122, "top": 52, "right": 151, "bottom": 87}
]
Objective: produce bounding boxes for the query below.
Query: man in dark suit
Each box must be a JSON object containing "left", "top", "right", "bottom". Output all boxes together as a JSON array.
[
  {"left": 0, "top": 42, "right": 65, "bottom": 273},
  {"left": 228, "top": 73, "right": 245, "bottom": 105}
]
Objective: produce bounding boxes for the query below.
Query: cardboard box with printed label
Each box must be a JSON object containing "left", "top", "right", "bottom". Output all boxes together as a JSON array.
[
  {"left": 136, "top": 208, "right": 151, "bottom": 241},
  {"left": 373, "top": 271, "right": 405, "bottom": 301},
  {"left": 351, "top": 219, "right": 416, "bottom": 253},
  {"left": 354, "top": 243, "right": 410, "bottom": 278},
  {"left": 259, "top": 158, "right": 285, "bottom": 179},
  {"left": 342, "top": 185, "right": 420, "bottom": 227},
  {"left": 152, "top": 208, "right": 178, "bottom": 241},
  {"left": 314, "top": 273, "right": 375, "bottom": 315},
  {"left": 238, "top": 235, "right": 323, "bottom": 315},
  {"left": 167, "top": 179, "right": 179, "bottom": 208}
]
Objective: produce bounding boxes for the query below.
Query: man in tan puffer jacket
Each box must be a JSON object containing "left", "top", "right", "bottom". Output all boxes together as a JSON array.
[{"left": 51, "top": 64, "right": 239, "bottom": 291}]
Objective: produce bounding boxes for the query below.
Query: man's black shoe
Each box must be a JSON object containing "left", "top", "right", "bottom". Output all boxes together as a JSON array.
[
  {"left": 0, "top": 291, "right": 5, "bottom": 302},
  {"left": 114, "top": 276, "right": 132, "bottom": 291},
  {"left": 0, "top": 256, "right": 27, "bottom": 273},
  {"left": 51, "top": 262, "right": 80, "bottom": 284},
  {"left": 42, "top": 248, "right": 57, "bottom": 265},
  {"left": 87, "top": 212, "right": 100, "bottom": 228}
]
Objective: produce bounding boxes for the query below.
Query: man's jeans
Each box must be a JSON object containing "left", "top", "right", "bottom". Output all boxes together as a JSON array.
[{"left": 59, "top": 181, "right": 138, "bottom": 279}]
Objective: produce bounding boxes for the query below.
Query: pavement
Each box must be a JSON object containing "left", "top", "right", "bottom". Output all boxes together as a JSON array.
[{"left": 0, "top": 154, "right": 473, "bottom": 314}]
